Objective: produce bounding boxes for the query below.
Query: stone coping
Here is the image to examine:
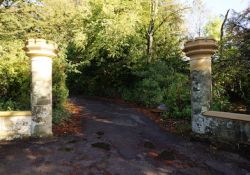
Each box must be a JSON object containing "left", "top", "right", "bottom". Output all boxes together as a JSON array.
[
  {"left": 183, "top": 37, "right": 218, "bottom": 58},
  {"left": 24, "top": 38, "right": 58, "bottom": 58},
  {"left": 0, "top": 111, "right": 32, "bottom": 117},
  {"left": 184, "top": 49, "right": 217, "bottom": 57},
  {"left": 203, "top": 111, "right": 250, "bottom": 122},
  {"left": 184, "top": 37, "right": 217, "bottom": 45}
]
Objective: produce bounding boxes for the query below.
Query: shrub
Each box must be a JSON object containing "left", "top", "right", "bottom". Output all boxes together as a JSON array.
[
  {"left": 0, "top": 41, "right": 30, "bottom": 110},
  {"left": 211, "top": 83, "right": 230, "bottom": 111},
  {"left": 163, "top": 73, "right": 191, "bottom": 118},
  {"left": 122, "top": 60, "right": 191, "bottom": 118}
]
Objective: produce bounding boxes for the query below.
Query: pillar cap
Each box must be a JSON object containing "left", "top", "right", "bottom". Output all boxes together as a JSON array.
[
  {"left": 24, "top": 39, "right": 58, "bottom": 58},
  {"left": 183, "top": 37, "right": 218, "bottom": 58}
]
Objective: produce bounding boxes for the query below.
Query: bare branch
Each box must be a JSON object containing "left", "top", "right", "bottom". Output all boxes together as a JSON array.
[
  {"left": 220, "top": 9, "right": 230, "bottom": 41},
  {"left": 219, "top": 9, "right": 230, "bottom": 59}
]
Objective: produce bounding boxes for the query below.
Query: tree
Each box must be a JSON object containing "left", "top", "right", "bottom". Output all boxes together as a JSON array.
[
  {"left": 213, "top": 8, "right": 250, "bottom": 111},
  {"left": 146, "top": 0, "right": 185, "bottom": 63},
  {"left": 0, "top": 0, "right": 85, "bottom": 121},
  {"left": 186, "top": 0, "right": 208, "bottom": 38},
  {"left": 219, "top": 9, "right": 230, "bottom": 59},
  {"left": 204, "top": 16, "right": 223, "bottom": 41},
  {"left": 0, "top": 0, "right": 191, "bottom": 120},
  {"left": 147, "top": 0, "right": 158, "bottom": 63}
]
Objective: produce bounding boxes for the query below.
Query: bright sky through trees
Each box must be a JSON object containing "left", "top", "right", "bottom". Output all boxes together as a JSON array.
[
  {"left": 178, "top": 0, "right": 249, "bottom": 38},
  {"left": 178, "top": 0, "right": 249, "bottom": 15},
  {"left": 205, "top": 0, "right": 249, "bottom": 15}
]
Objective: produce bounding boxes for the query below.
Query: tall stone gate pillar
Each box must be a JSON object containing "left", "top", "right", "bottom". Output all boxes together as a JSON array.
[
  {"left": 183, "top": 37, "right": 217, "bottom": 134},
  {"left": 24, "top": 39, "right": 57, "bottom": 137}
]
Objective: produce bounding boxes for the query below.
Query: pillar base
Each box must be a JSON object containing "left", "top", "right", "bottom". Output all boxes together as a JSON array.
[
  {"left": 32, "top": 124, "right": 53, "bottom": 137},
  {"left": 31, "top": 105, "right": 52, "bottom": 137}
]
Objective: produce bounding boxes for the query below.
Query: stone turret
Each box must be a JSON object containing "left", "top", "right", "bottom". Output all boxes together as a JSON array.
[
  {"left": 183, "top": 37, "right": 217, "bottom": 134},
  {"left": 24, "top": 39, "right": 57, "bottom": 137}
]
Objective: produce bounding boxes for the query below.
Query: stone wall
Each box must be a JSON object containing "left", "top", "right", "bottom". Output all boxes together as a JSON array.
[
  {"left": 0, "top": 111, "right": 32, "bottom": 140},
  {"left": 184, "top": 37, "right": 250, "bottom": 145},
  {"left": 0, "top": 38, "right": 56, "bottom": 141},
  {"left": 202, "top": 111, "right": 250, "bottom": 143}
]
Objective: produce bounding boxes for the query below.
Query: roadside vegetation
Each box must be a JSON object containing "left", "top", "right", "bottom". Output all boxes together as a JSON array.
[{"left": 0, "top": 0, "right": 249, "bottom": 124}]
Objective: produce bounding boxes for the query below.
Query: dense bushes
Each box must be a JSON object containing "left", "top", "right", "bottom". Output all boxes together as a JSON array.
[
  {"left": 212, "top": 9, "right": 250, "bottom": 112},
  {"left": 0, "top": 41, "right": 30, "bottom": 110},
  {"left": 121, "top": 60, "right": 191, "bottom": 118},
  {"left": 64, "top": 0, "right": 192, "bottom": 118},
  {"left": 52, "top": 54, "right": 69, "bottom": 124},
  {"left": 0, "top": 0, "right": 72, "bottom": 123},
  {"left": 1, "top": 0, "right": 191, "bottom": 121},
  {"left": 1, "top": 0, "right": 249, "bottom": 125}
]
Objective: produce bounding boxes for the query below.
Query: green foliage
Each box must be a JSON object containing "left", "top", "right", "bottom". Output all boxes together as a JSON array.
[
  {"left": 0, "top": 40, "right": 30, "bottom": 110},
  {"left": 52, "top": 54, "right": 69, "bottom": 111},
  {"left": 164, "top": 73, "right": 191, "bottom": 118},
  {"left": 211, "top": 83, "right": 230, "bottom": 111},
  {"left": 122, "top": 77, "right": 163, "bottom": 107},
  {"left": 213, "top": 9, "right": 250, "bottom": 111},
  {"left": 52, "top": 106, "right": 70, "bottom": 124},
  {"left": 65, "top": 0, "right": 190, "bottom": 119},
  {"left": 66, "top": 0, "right": 147, "bottom": 95},
  {"left": 0, "top": 0, "right": 72, "bottom": 122},
  {"left": 122, "top": 60, "right": 191, "bottom": 118},
  {"left": 3, "top": 0, "right": 248, "bottom": 126},
  {"left": 204, "top": 16, "right": 222, "bottom": 41}
]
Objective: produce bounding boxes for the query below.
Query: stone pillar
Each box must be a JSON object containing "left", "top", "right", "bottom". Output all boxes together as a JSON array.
[
  {"left": 24, "top": 39, "right": 57, "bottom": 137},
  {"left": 183, "top": 37, "right": 217, "bottom": 134}
]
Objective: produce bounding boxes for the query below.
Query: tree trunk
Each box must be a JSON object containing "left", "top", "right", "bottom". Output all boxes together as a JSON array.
[
  {"left": 219, "top": 9, "right": 230, "bottom": 59},
  {"left": 147, "top": 25, "right": 154, "bottom": 63},
  {"left": 146, "top": 0, "right": 158, "bottom": 63}
]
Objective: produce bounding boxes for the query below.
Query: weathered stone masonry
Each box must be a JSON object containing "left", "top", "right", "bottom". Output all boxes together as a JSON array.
[
  {"left": 0, "top": 111, "right": 32, "bottom": 140},
  {"left": 0, "top": 39, "right": 57, "bottom": 140},
  {"left": 25, "top": 39, "right": 57, "bottom": 137},
  {"left": 184, "top": 37, "right": 250, "bottom": 144},
  {"left": 191, "top": 70, "right": 212, "bottom": 133},
  {"left": 184, "top": 37, "right": 216, "bottom": 134}
]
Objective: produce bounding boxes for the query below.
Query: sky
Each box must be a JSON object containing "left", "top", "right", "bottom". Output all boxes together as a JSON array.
[
  {"left": 179, "top": 0, "right": 249, "bottom": 15},
  {"left": 205, "top": 0, "right": 249, "bottom": 15},
  {"left": 177, "top": 0, "right": 249, "bottom": 38}
]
